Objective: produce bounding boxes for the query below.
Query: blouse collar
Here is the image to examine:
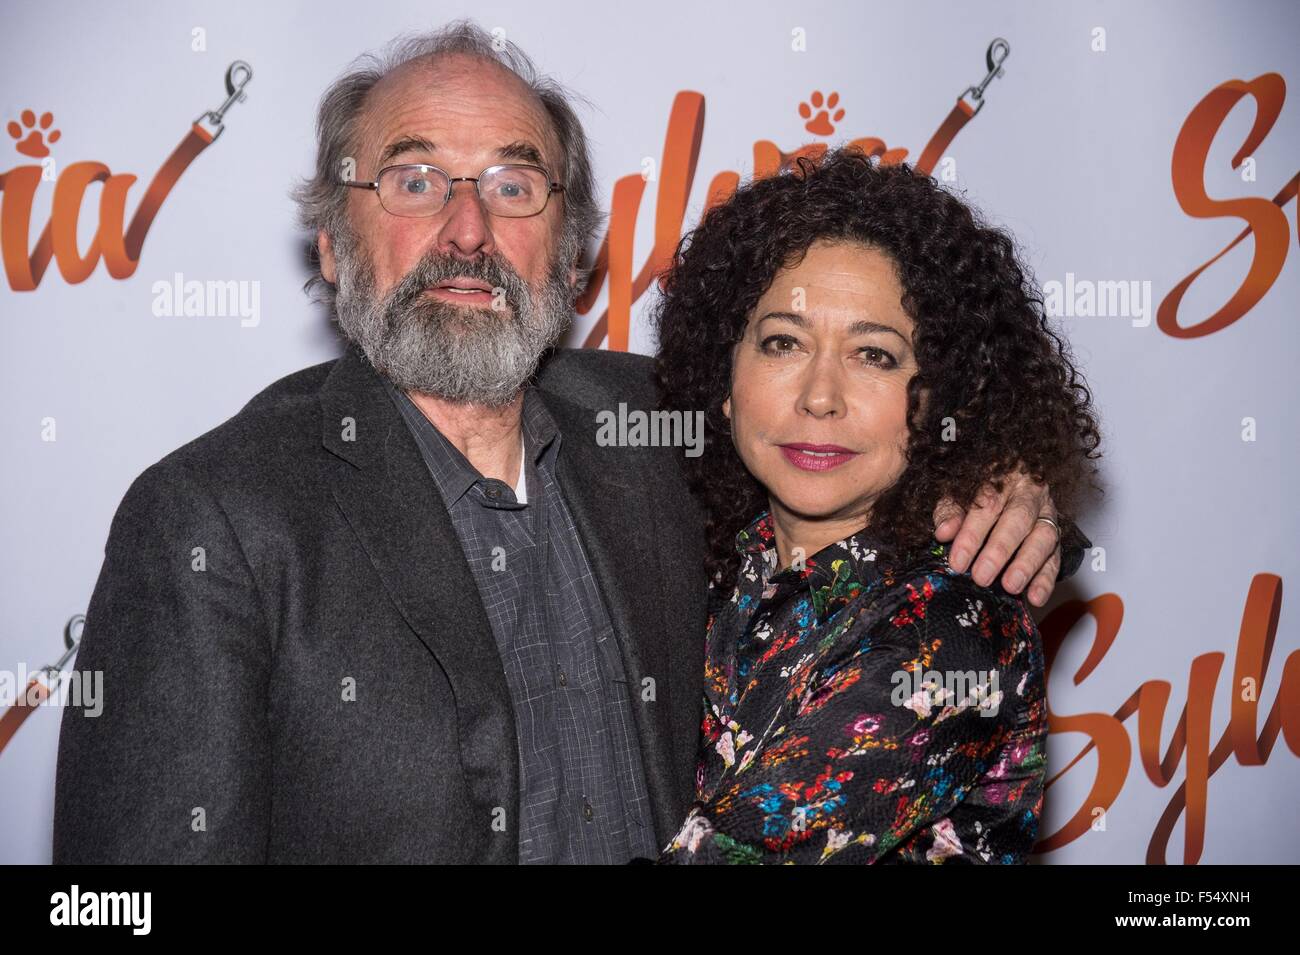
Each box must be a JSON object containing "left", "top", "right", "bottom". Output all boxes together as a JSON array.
[{"left": 733, "top": 510, "right": 901, "bottom": 623}]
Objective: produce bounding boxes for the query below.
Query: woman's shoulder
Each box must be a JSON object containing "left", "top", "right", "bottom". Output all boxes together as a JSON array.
[
  {"left": 853, "top": 539, "right": 1041, "bottom": 658},
  {"left": 878, "top": 538, "right": 1033, "bottom": 605},
  {"left": 828, "top": 540, "right": 1046, "bottom": 726}
]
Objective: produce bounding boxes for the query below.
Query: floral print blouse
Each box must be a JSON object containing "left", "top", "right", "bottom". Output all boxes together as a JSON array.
[{"left": 659, "top": 511, "right": 1048, "bottom": 864}]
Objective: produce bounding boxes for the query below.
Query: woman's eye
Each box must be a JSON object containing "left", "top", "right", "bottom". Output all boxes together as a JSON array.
[
  {"left": 859, "top": 346, "right": 897, "bottom": 368},
  {"left": 760, "top": 334, "right": 799, "bottom": 355}
]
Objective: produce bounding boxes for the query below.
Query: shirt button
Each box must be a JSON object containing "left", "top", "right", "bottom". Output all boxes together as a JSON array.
[
  {"left": 582, "top": 800, "right": 594, "bottom": 822},
  {"left": 558, "top": 670, "right": 568, "bottom": 687},
  {"left": 485, "top": 486, "right": 501, "bottom": 499}
]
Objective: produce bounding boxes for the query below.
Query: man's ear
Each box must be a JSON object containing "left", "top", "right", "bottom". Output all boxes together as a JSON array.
[
  {"left": 722, "top": 394, "right": 731, "bottom": 419},
  {"left": 318, "top": 229, "right": 337, "bottom": 284},
  {"left": 565, "top": 239, "right": 583, "bottom": 294}
]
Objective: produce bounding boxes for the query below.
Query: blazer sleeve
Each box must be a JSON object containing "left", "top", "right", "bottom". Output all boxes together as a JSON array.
[
  {"left": 52, "top": 459, "right": 273, "bottom": 863},
  {"left": 1058, "top": 518, "right": 1092, "bottom": 580},
  {"left": 659, "top": 574, "right": 1036, "bottom": 864}
]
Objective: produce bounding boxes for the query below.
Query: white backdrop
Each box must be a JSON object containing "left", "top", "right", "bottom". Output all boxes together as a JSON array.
[{"left": 2, "top": 0, "right": 1297, "bottom": 864}]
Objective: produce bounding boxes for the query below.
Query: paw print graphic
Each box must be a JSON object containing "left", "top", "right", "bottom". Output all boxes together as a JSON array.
[
  {"left": 798, "top": 91, "right": 845, "bottom": 136},
  {"left": 7, "top": 109, "right": 61, "bottom": 158}
]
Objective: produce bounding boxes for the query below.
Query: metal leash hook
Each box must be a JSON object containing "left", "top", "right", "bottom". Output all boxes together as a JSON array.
[
  {"left": 41, "top": 614, "right": 84, "bottom": 685},
  {"left": 194, "top": 60, "right": 254, "bottom": 142},
  {"left": 0, "top": 614, "right": 83, "bottom": 756},
  {"left": 962, "top": 39, "right": 1010, "bottom": 116},
  {"left": 33, "top": 614, "right": 84, "bottom": 690}
]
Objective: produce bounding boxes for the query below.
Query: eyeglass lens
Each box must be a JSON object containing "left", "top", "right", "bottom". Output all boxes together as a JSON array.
[{"left": 378, "top": 165, "right": 550, "bottom": 217}]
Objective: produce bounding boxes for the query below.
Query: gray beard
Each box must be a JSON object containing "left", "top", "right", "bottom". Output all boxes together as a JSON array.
[{"left": 330, "top": 229, "right": 574, "bottom": 406}]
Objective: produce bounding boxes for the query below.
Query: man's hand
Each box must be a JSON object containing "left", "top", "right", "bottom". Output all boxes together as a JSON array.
[{"left": 933, "top": 466, "right": 1062, "bottom": 607}]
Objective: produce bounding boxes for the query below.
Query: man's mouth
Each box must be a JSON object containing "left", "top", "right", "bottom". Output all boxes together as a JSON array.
[
  {"left": 435, "top": 279, "right": 493, "bottom": 293},
  {"left": 426, "top": 279, "right": 497, "bottom": 305}
]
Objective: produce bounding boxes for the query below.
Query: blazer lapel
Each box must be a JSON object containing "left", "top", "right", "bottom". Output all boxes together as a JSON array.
[{"left": 318, "top": 344, "right": 518, "bottom": 863}]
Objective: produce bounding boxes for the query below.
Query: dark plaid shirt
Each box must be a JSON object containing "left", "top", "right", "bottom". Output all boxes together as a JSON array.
[{"left": 381, "top": 377, "right": 658, "bottom": 864}]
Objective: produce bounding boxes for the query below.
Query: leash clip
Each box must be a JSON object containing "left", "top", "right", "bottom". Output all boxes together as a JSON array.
[
  {"left": 194, "top": 60, "right": 254, "bottom": 142},
  {"left": 960, "top": 38, "right": 1010, "bottom": 116}
]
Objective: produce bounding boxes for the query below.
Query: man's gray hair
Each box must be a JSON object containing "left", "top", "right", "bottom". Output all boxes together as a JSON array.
[{"left": 292, "top": 19, "right": 602, "bottom": 310}]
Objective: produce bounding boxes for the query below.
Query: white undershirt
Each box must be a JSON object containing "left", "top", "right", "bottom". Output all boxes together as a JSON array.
[{"left": 512, "top": 431, "right": 528, "bottom": 504}]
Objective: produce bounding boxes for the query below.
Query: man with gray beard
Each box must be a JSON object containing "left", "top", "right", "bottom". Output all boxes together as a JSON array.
[
  {"left": 52, "top": 20, "right": 1076, "bottom": 864},
  {"left": 329, "top": 218, "right": 574, "bottom": 406}
]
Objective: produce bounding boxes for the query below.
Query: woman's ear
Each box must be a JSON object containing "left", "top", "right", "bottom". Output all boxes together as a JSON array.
[{"left": 913, "top": 384, "right": 931, "bottom": 426}]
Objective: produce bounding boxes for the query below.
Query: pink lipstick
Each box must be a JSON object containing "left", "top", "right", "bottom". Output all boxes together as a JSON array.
[{"left": 779, "top": 443, "right": 859, "bottom": 472}]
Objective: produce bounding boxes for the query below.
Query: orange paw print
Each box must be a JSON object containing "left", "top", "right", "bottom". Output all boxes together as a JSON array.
[
  {"left": 8, "top": 109, "right": 61, "bottom": 158},
  {"left": 798, "top": 90, "right": 845, "bottom": 136}
]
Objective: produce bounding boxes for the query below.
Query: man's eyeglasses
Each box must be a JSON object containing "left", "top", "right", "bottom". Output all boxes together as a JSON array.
[{"left": 341, "top": 163, "right": 565, "bottom": 218}]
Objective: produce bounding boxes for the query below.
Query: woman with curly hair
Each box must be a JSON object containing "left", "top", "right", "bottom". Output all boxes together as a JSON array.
[{"left": 653, "top": 146, "right": 1101, "bottom": 864}]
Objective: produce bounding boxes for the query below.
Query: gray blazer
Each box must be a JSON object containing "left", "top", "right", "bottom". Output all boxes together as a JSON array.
[{"left": 52, "top": 344, "right": 708, "bottom": 863}]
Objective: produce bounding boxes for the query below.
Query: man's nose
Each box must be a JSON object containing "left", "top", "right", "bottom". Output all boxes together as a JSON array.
[{"left": 434, "top": 179, "right": 495, "bottom": 259}]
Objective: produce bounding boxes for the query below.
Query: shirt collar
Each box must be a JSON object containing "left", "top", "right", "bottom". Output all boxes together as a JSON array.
[
  {"left": 734, "top": 510, "right": 892, "bottom": 623},
  {"left": 381, "top": 376, "right": 560, "bottom": 508},
  {"left": 520, "top": 386, "right": 560, "bottom": 466}
]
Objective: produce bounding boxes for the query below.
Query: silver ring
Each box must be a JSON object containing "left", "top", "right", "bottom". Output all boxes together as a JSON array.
[{"left": 1035, "top": 516, "right": 1061, "bottom": 539}]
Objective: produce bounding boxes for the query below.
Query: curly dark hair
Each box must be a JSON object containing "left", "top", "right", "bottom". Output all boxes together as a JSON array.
[{"left": 653, "top": 146, "right": 1102, "bottom": 589}]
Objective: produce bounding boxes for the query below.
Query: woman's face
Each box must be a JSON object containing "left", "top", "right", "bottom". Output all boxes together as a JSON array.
[{"left": 724, "top": 239, "right": 918, "bottom": 539}]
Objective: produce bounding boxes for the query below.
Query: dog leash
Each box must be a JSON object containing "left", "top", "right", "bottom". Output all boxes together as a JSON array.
[{"left": 0, "top": 60, "right": 252, "bottom": 290}]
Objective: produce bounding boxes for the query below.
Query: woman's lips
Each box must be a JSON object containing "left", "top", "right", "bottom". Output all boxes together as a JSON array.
[{"left": 779, "top": 443, "right": 859, "bottom": 472}]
